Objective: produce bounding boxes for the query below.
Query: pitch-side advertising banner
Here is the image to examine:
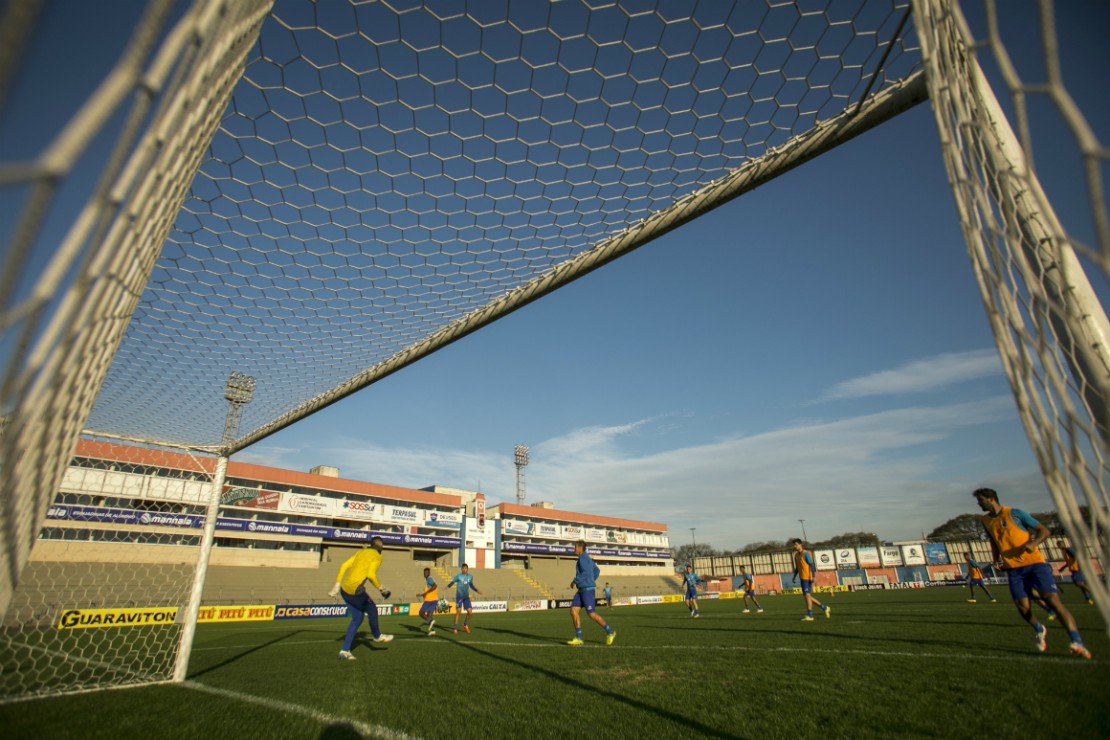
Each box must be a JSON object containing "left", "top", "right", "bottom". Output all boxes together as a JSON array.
[
  {"left": 468, "top": 600, "right": 508, "bottom": 613},
  {"left": 383, "top": 505, "right": 421, "bottom": 526},
  {"left": 835, "top": 548, "right": 858, "bottom": 569},
  {"left": 901, "top": 544, "right": 927, "bottom": 565},
  {"left": 274, "top": 604, "right": 350, "bottom": 619},
  {"left": 502, "top": 519, "right": 532, "bottom": 535},
  {"left": 426, "top": 510, "right": 462, "bottom": 529},
  {"left": 857, "top": 546, "right": 881, "bottom": 567},
  {"left": 537, "top": 523, "right": 560, "bottom": 538},
  {"left": 880, "top": 545, "right": 903, "bottom": 566},
  {"left": 814, "top": 550, "right": 836, "bottom": 571},
  {"left": 221, "top": 486, "right": 280, "bottom": 510},
  {"left": 198, "top": 605, "right": 276, "bottom": 623},
  {"left": 924, "top": 543, "right": 951, "bottom": 565},
  {"left": 47, "top": 504, "right": 203, "bottom": 529},
  {"left": 510, "top": 599, "right": 547, "bottom": 612},
  {"left": 281, "top": 492, "right": 336, "bottom": 516},
  {"left": 336, "top": 499, "right": 378, "bottom": 521},
  {"left": 57, "top": 607, "right": 178, "bottom": 629},
  {"left": 500, "top": 541, "right": 671, "bottom": 559}
]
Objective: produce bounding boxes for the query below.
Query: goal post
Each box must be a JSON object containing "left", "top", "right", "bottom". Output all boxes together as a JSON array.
[{"left": 914, "top": 0, "right": 1110, "bottom": 620}]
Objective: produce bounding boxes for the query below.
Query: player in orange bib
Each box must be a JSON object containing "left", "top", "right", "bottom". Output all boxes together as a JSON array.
[
  {"left": 962, "top": 553, "right": 996, "bottom": 603},
  {"left": 974, "top": 488, "right": 1090, "bottom": 659},
  {"left": 1058, "top": 546, "right": 1095, "bottom": 605}
]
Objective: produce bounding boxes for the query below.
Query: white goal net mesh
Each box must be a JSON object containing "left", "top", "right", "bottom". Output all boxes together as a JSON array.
[
  {"left": 1, "top": 0, "right": 1107, "bottom": 700},
  {"left": 915, "top": 0, "right": 1110, "bottom": 617}
]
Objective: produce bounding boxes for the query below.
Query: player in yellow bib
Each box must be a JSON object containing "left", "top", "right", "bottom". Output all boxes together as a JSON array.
[
  {"left": 418, "top": 567, "right": 439, "bottom": 635},
  {"left": 974, "top": 488, "right": 1089, "bottom": 659},
  {"left": 328, "top": 536, "right": 395, "bottom": 660}
]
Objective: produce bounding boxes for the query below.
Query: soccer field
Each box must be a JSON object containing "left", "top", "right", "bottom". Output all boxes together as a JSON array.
[{"left": 3, "top": 589, "right": 1107, "bottom": 739}]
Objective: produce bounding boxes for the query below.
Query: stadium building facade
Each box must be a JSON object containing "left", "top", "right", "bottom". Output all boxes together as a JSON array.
[{"left": 32, "top": 440, "right": 672, "bottom": 572}]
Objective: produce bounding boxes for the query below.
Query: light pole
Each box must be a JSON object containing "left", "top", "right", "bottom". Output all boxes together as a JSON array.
[
  {"left": 514, "top": 445, "right": 529, "bottom": 505},
  {"left": 798, "top": 519, "right": 808, "bottom": 543},
  {"left": 690, "top": 527, "right": 697, "bottom": 560},
  {"left": 222, "top": 371, "right": 256, "bottom": 446}
]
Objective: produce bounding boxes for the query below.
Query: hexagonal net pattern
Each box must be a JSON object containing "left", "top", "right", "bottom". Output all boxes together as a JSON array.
[
  {"left": 916, "top": 0, "right": 1110, "bottom": 633},
  {"left": 0, "top": 449, "right": 214, "bottom": 700},
  {"left": 84, "top": 0, "right": 922, "bottom": 451}
]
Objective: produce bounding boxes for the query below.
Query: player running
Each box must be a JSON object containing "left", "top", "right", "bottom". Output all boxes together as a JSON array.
[
  {"left": 1058, "top": 546, "right": 1095, "bottom": 605},
  {"left": 974, "top": 488, "right": 1090, "bottom": 659},
  {"left": 417, "top": 567, "right": 438, "bottom": 635},
  {"left": 963, "top": 553, "right": 997, "bottom": 603},
  {"left": 738, "top": 565, "right": 763, "bottom": 614},
  {"left": 445, "top": 563, "right": 482, "bottom": 634},
  {"left": 791, "top": 539, "right": 830, "bottom": 621},
  {"left": 567, "top": 541, "right": 616, "bottom": 646},
  {"left": 328, "top": 535, "right": 394, "bottom": 660},
  {"left": 681, "top": 564, "right": 702, "bottom": 618}
]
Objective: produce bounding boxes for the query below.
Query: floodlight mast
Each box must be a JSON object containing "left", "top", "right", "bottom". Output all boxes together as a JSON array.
[
  {"left": 222, "top": 371, "right": 256, "bottom": 447},
  {"left": 514, "top": 444, "right": 529, "bottom": 505}
]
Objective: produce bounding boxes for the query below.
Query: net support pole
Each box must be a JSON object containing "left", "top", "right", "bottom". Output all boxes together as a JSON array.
[{"left": 173, "top": 454, "right": 227, "bottom": 683}]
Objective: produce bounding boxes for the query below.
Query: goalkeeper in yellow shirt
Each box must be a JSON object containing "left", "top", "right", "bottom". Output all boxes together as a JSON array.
[{"left": 329, "top": 536, "right": 394, "bottom": 660}]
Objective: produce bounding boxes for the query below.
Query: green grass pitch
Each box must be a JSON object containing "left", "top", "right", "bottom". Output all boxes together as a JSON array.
[{"left": 2, "top": 589, "right": 1107, "bottom": 739}]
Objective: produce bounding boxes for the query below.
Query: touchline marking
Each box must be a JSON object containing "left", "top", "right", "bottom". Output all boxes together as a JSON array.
[
  {"left": 191, "top": 636, "right": 1105, "bottom": 667},
  {"left": 192, "top": 636, "right": 448, "bottom": 651},
  {"left": 458, "top": 640, "right": 1107, "bottom": 666},
  {"left": 182, "top": 681, "right": 421, "bottom": 740}
]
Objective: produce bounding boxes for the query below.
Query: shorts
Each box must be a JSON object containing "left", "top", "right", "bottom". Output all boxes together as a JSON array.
[
  {"left": 1071, "top": 570, "right": 1086, "bottom": 585},
  {"left": 1007, "top": 563, "right": 1057, "bottom": 601},
  {"left": 969, "top": 578, "right": 984, "bottom": 587},
  {"left": 799, "top": 579, "right": 813, "bottom": 594},
  {"left": 419, "top": 601, "right": 436, "bottom": 616},
  {"left": 685, "top": 587, "right": 697, "bottom": 600},
  {"left": 456, "top": 597, "right": 472, "bottom": 611},
  {"left": 572, "top": 590, "right": 597, "bottom": 613}
]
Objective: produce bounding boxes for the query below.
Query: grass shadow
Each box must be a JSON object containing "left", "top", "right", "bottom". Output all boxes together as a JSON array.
[
  {"left": 478, "top": 625, "right": 566, "bottom": 644},
  {"left": 189, "top": 630, "right": 307, "bottom": 679},
  {"left": 444, "top": 638, "right": 745, "bottom": 739}
]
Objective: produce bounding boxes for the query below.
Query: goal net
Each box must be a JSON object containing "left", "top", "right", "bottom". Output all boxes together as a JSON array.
[
  {"left": 915, "top": 0, "right": 1110, "bottom": 616},
  {"left": 0, "top": 0, "right": 1106, "bottom": 701}
]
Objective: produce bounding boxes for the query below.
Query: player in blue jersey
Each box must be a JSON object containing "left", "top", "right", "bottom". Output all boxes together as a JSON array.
[
  {"left": 737, "top": 565, "right": 763, "bottom": 614},
  {"left": 567, "top": 541, "right": 616, "bottom": 646},
  {"left": 417, "top": 567, "right": 438, "bottom": 635},
  {"left": 791, "top": 539, "right": 830, "bottom": 621},
  {"left": 328, "top": 536, "right": 394, "bottom": 660},
  {"left": 446, "top": 563, "right": 482, "bottom": 634},
  {"left": 1058, "top": 547, "right": 1095, "bottom": 605},
  {"left": 963, "top": 553, "right": 997, "bottom": 603},
  {"left": 603, "top": 582, "right": 613, "bottom": 610},
  {"left": 681, "top": 565, "right": 702, "bottom": 618}
]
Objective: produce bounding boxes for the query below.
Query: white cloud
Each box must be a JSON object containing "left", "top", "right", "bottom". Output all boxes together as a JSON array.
[
  {"left": 818, "top": 349, "right": 1002, "bottom": 401},
  {"left": 244, "top": 394, "right": 1050, "bottom": 551}
]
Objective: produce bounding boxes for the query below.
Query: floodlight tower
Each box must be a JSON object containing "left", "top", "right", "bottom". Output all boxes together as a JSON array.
[
  {"left": 514, "top": 444, "right": 529, "bottom": 505},
  {"left": 222, "top": 371, "right": 256, "bottom": 447}
]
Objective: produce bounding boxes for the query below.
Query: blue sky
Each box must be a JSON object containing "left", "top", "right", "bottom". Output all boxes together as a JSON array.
[
  {"left": 238, "top": 98, "right": 1072, "bottom": 548},
  {"left": 6, "top": 2, "right": 1106, "bottom": 551}
]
